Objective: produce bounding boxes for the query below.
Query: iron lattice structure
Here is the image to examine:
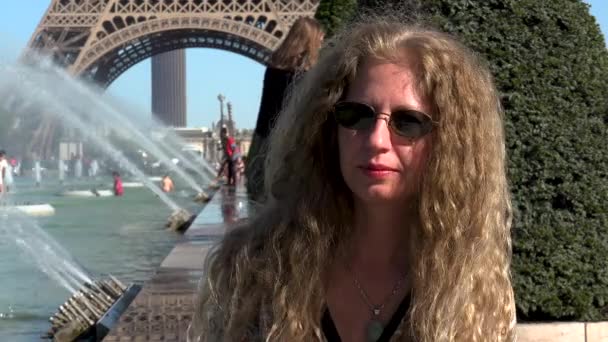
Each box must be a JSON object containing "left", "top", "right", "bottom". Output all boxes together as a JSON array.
[
  {"left": 28, "top": 0, "right": 319, "bottom": 87},
  {"left": 24, "top": 0, "right": 318, "bottom": 157}
]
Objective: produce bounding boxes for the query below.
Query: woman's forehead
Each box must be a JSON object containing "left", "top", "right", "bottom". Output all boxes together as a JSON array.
[{"left": 346, "top": 58, "right": 430, "bottom": 113}]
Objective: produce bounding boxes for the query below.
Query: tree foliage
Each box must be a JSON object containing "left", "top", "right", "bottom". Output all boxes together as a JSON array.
[{"left": 315, "top": 0, "right": 358, "bottom": 37}]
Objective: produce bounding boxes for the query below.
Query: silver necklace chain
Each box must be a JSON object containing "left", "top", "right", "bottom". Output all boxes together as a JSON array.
[{"left": 348, "top": 265, "right": 407, "bottom": 318}]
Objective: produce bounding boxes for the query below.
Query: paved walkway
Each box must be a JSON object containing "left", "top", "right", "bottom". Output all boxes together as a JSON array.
[{"left": 104, "top": 186, "right": 250, "bottom": 342}]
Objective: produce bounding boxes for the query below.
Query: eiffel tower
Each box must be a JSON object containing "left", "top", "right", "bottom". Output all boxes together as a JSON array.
[{"left": 25, "top": 0, "right": 319, "bottom": 157}]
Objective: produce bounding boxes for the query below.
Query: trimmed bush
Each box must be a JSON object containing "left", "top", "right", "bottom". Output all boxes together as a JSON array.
[{"left": 315, "top": 0, "right": 358, "bottom": 37}]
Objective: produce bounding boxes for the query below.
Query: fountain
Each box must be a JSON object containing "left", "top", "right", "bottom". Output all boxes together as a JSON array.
[
  {"left": 0, "top": 160, "right": 55, "bottom": 216},
  {"left": 2, "top": 64, "right": 180, "bottom": 209},
  {"left": 97, "top": 93, "right": 217, "bottom": 184},
  {"left": 44, "top": 276, "right": 140, "bottom": 342},
  {"left": 166, "top": 207, "right": 197, "bottom": 232},
  {"left": 76, "top": 80, "right": 218, "bottom": 187},
  {"left": 0, "top": 208, "right": 140, "bottom": 341},
  {"left": 44, "top": 65, "right": 210, "bottom": 202},
  {"left": 1, "top": 62, "right": 197, "bottom": 230},
  {"left": 0, "top": 207, "right": 93, "bottom": 293},
  {"left": 159, "top": 126, "right": 220, "bottom": 180},
  {"left": 43, "top": 59, "right": 218, "bottom": 203},
  {"left": 147, "top": 127, "right": 221, "bottom": 192},
  {"left": 152, "top": 128, "right": 216, "bottom": 181},
  {"left": 0, "top": 56, "right": 207, "bottom": 341}
]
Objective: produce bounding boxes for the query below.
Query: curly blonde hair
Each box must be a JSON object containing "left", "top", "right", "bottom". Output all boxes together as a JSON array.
[
  {"left": 269, "top": 17, "right": 324, "bottom": 71},
  {"left": 189, "top": 17, "right": 516, "bottom": 342}
]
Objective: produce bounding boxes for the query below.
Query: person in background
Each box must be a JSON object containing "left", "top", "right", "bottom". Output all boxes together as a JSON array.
[
  {"left": 112, "top": 171, "right": 123, "bottom": 196},
  {"left": 89, "top": 159, "right": 99, "bottom": 177},
  {"left": 232, "top": 142, "right": 243, "bottom": 185},
  {"left": 69, "top": 152, "right": 76, "bottom": 177},
  {"left": 161, "top": 174, "right": 175, "bottom": 193},
  {"left": 74, "top": 154, "right": 83, "bottom": 178},
  {"left": 12, "top": 157, "right": 21, "bottom": 176},
  {"left": 218, "top": 127, "right": 240, "bottom": 186},
  {"left": 245, "top": 17, "right": 325, "bottom": 202},
  {"left": 236, "top": 155, "right": 246, "bottom": 185},
  {"left": 34, "top": 159, "right": 42, "bottom": 187},
  {"left": 9, "top": 156, "right": 19, "bottom": 177},
  {"left": 189, "top": 18, "right": 515, "bottom": 342},
  {"left": 3, "top": 161, "right": 13, "bottom": 193},
  {"left": 0, "top": 150, "right": 7, "bottom": 194}
]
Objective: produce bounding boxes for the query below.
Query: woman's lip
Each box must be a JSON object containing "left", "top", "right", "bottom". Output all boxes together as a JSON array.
[
  {"left": 358, "top": 165, "right": 399, "bottom": 172},
  {"left": 358, "top": 168, "right": 397, "bottom": 179}
]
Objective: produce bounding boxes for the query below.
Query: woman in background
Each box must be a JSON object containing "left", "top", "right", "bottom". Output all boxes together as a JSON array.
[
  {"left": 245, "top": 16, "right": 324, "bottom": 202},
  {"left": 161, "top": 174, "right": 174, "bottom": 193},
  {"left": 112, "top": 171, "right": 123, "bottom": 196}
]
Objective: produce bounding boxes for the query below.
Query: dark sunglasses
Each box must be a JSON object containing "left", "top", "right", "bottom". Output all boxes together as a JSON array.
[{"left": 333, "top": 101, "right": 435, "bottom": 139}]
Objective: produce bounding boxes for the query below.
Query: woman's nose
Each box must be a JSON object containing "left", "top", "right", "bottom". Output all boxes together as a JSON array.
[{"left": 366, "top": 114, "right": 392, "bottom": 151}]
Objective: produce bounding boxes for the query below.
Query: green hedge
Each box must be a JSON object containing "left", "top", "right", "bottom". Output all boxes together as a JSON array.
[
  {"left": 342, "top": 0, "right": 608, "bottom": 321},
  {"left": 315, "top": 0, "right": 358, "bottom": 37}
]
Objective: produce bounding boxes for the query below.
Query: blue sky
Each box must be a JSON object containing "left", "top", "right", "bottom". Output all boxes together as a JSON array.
[{"left": 0, "top": 1, "right": 606, "bottom": 129}]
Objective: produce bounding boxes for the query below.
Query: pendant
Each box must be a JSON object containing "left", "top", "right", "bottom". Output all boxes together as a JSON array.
[{"left": 366, "top": 319, "right": 384, "bottom": 342}]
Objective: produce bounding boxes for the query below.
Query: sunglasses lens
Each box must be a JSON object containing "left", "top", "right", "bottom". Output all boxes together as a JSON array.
[
  {"left": 391, "top": 110, "right": 431, "bottom": 138},
  {"left": 334, "top": 102, "right": 433, "bottom": 138},
  {"left": 334, "top": 103, "right": 375, "bottom": 130}
]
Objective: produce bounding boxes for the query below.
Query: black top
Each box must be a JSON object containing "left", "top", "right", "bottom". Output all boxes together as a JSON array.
[
  {"left": 254, "top": 67, "right": 297, "bottom": 138},
  {"left": 322, "top": 294, "right": 411, "bottom": 342}
]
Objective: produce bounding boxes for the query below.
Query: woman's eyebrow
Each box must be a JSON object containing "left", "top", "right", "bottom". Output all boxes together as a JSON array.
[{"left": 391, "top": 104, "right": 423, "bottom": 112}]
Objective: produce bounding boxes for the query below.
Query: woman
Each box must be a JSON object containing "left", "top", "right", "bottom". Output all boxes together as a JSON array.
[
  {"left": 190, "top": 18, "right": 515, "bottom": 342},
  {"left": 112, "top": 171, "right": 123, "bottom": 196},
  {"left": 246, "top": 16, "right": 324, "bottom": 202},
  {"left": 0, "top": 150, "right": 7, "bottom": 194},
  {"left": 161, "top": 174, "right": 174, "bottom": 193}
]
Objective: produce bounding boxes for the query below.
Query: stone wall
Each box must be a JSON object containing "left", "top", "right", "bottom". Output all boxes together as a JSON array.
[{"left": 518, "top": 322, "right": 608, "bottom": 341}]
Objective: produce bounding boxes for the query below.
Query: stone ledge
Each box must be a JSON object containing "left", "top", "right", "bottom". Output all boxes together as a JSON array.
[
  {"left": 517, "top": 322, "right": 608, "bottom": 342},
  {"left": 517, "top": 322, "right": 584, "bottom": 341},
  {"left": 160, "top": 242, "right": 212, "bottom": 269},
  {"left": 586, "top": 322, "right": 608, "bottom": 342}
]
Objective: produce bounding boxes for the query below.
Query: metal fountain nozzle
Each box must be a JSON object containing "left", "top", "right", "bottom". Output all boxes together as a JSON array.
[
  {"left": 194, "top": 191, "right": 211, "bottom": 203},
  {"left": 208, "top": 179, "right": 222, "bottom": 190},
  {"left": 45, "top": 275, "right": 140, "bottom": 342},
  {"left": 165, "top": 208, "right": 195, "bottom": 232}
]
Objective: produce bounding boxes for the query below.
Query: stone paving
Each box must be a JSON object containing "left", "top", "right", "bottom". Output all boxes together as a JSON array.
[{"left": 104, "top": 186, "right": 250, "bottom": 341}]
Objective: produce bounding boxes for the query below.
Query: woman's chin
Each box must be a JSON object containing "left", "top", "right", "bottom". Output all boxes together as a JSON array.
[{"left": 354, "top": 185, "right": 403, "bottom": 203}]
